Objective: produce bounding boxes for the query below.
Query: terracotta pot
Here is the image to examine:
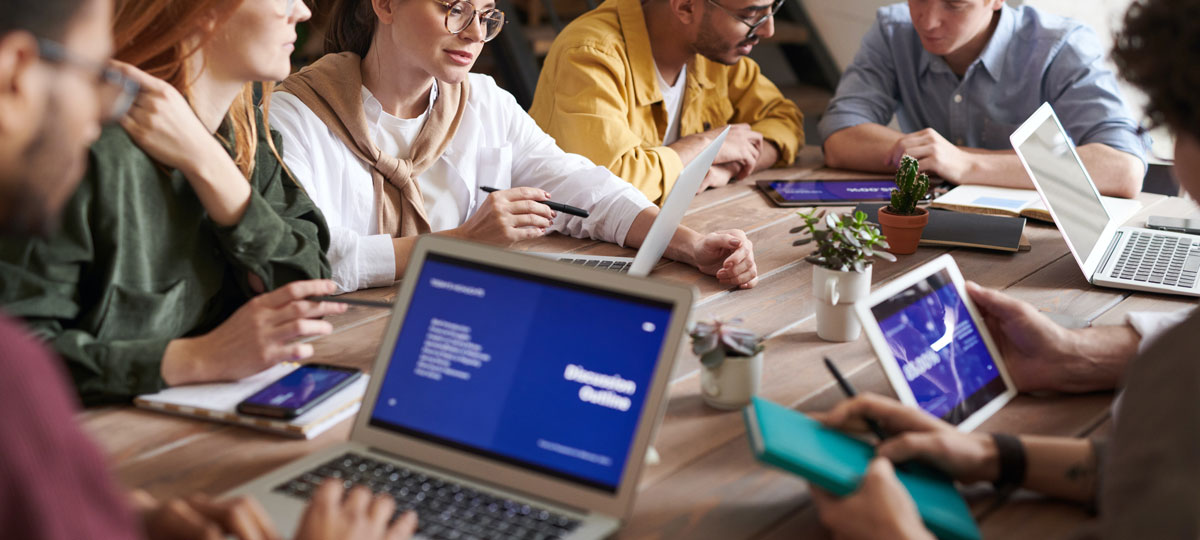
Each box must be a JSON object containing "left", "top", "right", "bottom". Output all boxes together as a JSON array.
[{"left": 877, "top": 206, "right": 929, "bottom": 255}]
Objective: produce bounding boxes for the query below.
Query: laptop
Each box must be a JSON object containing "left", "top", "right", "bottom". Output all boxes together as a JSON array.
[
  {"left": 225, "top": 236, "right": 696, "bottom": 539},
  {"left": 544, "top": 126, "right": 730, "bottom": 276},
  {"left": 1011, "top": 102, "right": 1200, "bottom": 297}
]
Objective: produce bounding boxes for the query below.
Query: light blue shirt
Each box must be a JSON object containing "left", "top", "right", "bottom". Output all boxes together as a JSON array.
[{"left": 818, "top": 3, "right": 1148, "bottom": 165}]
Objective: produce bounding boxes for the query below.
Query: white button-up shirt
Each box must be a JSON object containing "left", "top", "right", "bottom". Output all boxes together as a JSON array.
[{"left": 270, "top": 73, "right": 654, "bottom": 292}]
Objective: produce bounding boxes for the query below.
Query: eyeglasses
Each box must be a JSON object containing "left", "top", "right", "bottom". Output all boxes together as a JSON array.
[
  {"left": 705, "top": 0, "right": 786, "bottom": 39},
  {"left": 432, "top": 0, "right": 507, "bottom": 43},
  {"left": 36, "top": 39, "right": 139, "bottom": 123}
]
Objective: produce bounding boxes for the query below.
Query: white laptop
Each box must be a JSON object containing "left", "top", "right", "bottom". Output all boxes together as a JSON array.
[
  {"left": 225, "top": 236, "right": 695, "bottom": 539},
  {"left": 1011, "top": 102, "right": 1200, "bottom": 297},
  {"left": 543, "top": 126, "right": 730, "bottom": 276}
]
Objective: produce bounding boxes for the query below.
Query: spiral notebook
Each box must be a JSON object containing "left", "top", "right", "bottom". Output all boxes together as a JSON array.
[{"left": 134, "top": 363, "right": 369, "bottom": 439}]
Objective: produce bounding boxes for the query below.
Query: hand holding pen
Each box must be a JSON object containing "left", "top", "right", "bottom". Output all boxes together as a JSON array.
[
  {"left": 479, "top": 186, "right": 589, "bottom": 218},
  {"left": 452, "top": 187, "right": 563, "bottom": 246}
]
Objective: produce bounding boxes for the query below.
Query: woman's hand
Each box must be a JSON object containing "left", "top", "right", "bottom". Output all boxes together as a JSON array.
[
  {"left": 111, "top": 60, "right": 225, "bottom": 176},
  {"left": 134, "top": 490, "right": 281, "bottom": 540},
  {"left": 811, "top": 393, "right": 999, "bottom": 484},
  {"left": 451, "top": 187, "right": 556, "bottom": 246},
  {"left": 161, "top": 280, "right": 348, "bottom": 386}
]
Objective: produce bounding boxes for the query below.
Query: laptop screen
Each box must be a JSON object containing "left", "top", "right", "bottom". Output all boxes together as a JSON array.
[
  {"left": 1014, "top": 113, "right": 1111, "bottom": 262},
  {"left": 369, "top": 253, "right": 675, "bottom": 493}
]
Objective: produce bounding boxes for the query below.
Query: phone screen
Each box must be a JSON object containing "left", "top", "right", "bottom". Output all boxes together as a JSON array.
[
  {"left": 769, "top": 179, "right": 895, "bottom": 202},
  {"left": 242, "top": 365, "right": 356, "bottom": 411}
]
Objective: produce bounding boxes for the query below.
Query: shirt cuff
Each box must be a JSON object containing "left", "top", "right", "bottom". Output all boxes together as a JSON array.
[
  {"left": 753, "top": 118, "right": 803, "bottom": 166},
  {"left": 817, "top": 112, "right": 877, "bottom": 146},
  {"left": 1126, "top": 308, "right": 1195, "bottom": 355},
  {"left": 358, "top": 234, "right": 397, "bottom": 289},
  {"left": 213, "top": 190, "right": 288, "bottom": 272},
  {"left": 100, "top": 338, "right": 171, "bottom": 401}
]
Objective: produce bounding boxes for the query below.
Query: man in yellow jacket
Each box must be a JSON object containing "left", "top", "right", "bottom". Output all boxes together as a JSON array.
[{"left": 529, "top": 0, "right": 805, "bottom": 204}]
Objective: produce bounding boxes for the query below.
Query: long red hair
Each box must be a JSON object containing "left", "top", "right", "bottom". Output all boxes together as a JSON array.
[{"left": 112, "top": 0, "right": 280, "bottom": 178}]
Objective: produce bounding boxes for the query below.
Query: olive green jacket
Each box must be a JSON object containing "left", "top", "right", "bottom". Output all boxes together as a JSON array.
[{"left": 0, "top": 118, "right": 331, "bottom": 405}]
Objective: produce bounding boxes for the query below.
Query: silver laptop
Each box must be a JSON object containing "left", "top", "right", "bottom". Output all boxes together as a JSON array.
[
  {"left": 545, "top": 126, "right": 730, "bottom": 276},
  {"left": 1011, "top": 102, "right": 1200, "bottom": 296},
  {"left": 225, "top": 236, "right": 695, "bottom": 539}
]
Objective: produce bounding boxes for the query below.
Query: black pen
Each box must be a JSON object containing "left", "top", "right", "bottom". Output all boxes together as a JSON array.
[
  {"left": 307, "top": 295, "right": 393, "bottom": 309},
  {"left": 478, "top": 186, "right": 590, "bottom": 218},
  {"left": 824, "top": 356, "right": 890, "bottom": 441}
]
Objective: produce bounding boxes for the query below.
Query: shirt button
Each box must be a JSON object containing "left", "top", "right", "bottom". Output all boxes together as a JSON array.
[{"left": 954, "top": 94, "right": 963, "bottom": 104}]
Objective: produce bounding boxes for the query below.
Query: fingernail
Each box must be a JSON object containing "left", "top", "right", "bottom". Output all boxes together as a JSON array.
[{"left": 543, "top": 191, "right": 551, "bottom": 198}]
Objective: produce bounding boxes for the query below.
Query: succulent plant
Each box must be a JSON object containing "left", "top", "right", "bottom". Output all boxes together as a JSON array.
[
  {"left": 888, "top": 155, "right": 931, "bottom": 216},
  {"left": 690, "top": 318, "right": 764, "bottom": 369},
  {"left": 792, "top": 209, "right": 896, "bottom": 272}
]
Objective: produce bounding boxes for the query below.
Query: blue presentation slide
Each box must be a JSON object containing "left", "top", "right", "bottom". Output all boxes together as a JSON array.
[
  {"left": 877, "top": 281, "right": 1000, "bottom": 420},
  {"left": 370, "top": 256, "right": 673, "bottom": 492}
]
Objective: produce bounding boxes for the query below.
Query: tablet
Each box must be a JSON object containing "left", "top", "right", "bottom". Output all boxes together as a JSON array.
[
  {"left": 756, "top": 179, "right": 896, "bottom": 207},
  {"left": 855, "top": 255, "right": 1016, "bottom": 432}
]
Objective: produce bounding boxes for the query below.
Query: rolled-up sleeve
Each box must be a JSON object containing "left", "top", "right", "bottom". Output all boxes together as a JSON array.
[
  {"left": 508, "top": 89, "right": 654, "bottom": 246},
  {"left": 817, "top": 14, "right": 901, "bottom": 145},
  {"left": 726, "top": 58, "right": 804, "bottom": 166},
  {"left": 1044, "top": 26, "right": 1150, "bottom": 169}
]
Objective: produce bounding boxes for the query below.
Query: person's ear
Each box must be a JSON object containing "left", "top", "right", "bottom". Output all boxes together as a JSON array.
[
  {"left": 671, "top": 0, "right": 699, "bottom": 26},
  {"left": 988, "top": 0, "right": 1004, "bottom": 11},
  {"left": 0, "top": 32, "right": 43, "bottom": 145},
  {"left": 373, "top": 0, "right": 397, "bottom": 25}
]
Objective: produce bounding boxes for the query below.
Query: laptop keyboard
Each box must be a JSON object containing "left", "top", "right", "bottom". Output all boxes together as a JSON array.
[
  {"left": 274, "top": 452, "right": 582, "bottom": 540},
  {"left": 557, "top": 258, "right": 631, "bottom": 273},
  {"left": 1109, "top": 231, "right": 1200, "bottom": 288}
]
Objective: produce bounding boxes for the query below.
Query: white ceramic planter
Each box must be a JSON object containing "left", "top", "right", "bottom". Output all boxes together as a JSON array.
[
  {"left": 700, "top": 351, "right": 763, "bottom": 410},
  {"left": 812, "top": 264, "right": 872, "bottom": 342}
]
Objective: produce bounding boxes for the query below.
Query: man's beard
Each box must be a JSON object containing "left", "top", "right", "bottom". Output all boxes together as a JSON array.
[
  {"left": 1, "top": 92, "right": 82, "bottom": 237},
  {"left": 692, "top": 11, "right": 757, "bottom": 66}
]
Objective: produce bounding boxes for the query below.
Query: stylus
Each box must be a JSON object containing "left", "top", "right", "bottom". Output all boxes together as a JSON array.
[
  {"left": 824, "top": 356, "right": 891, "bottom": 442},
  {"left": 307, "top": 296, "right": 393, "bottom": 309},
  {"left": 478, "top": 186, "right": 590, "bottom": 218}
]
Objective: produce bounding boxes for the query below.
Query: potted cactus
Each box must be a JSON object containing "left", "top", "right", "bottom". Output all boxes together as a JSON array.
[
  {"left": 690, "top": 318, "right": 764, "bottom": 410},
  {"left": 877, "top": 155, "right": 931, "bottom": 255},
  {"left": 793, "top": 210, "right": 896, "bottom": 341}
]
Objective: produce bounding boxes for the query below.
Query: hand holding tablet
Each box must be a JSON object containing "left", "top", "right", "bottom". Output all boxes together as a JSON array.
[{"left": 854, "top": 255, "right": 1017, "bottom": 432}]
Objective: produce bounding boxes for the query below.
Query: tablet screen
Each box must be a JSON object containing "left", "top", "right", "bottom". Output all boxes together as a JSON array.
[
  {"left": 764, "top": 180, "right": 895, "bottom": 203},
  {"left": 869, "top": 269, "right": 1007, "bottom": 425}
]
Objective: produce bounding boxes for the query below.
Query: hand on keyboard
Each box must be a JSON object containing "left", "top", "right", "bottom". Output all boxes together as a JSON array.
[{"left": 294, "top": 481, "right": 418, "bottom": 540}]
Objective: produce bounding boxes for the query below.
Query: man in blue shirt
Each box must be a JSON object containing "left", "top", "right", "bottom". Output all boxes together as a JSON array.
[{"left": 818, "top": 1, "right": 1148, "bottom": 198}]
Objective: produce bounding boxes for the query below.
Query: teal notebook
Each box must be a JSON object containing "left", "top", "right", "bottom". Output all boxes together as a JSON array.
[{"left": 744, "top": 397, "right": 981, "bottom": 540}]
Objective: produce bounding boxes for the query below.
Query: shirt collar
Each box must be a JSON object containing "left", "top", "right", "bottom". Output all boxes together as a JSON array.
[
  {"left": 917, "top": 4, "right": 1014, "bottom": 81},
  {"left": 360, "top": 82, "right": 438, "bottom": 125}
]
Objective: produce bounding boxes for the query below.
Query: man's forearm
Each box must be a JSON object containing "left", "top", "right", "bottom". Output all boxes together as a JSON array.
[
  {"left": 822, "top": 124, "right": 903, "bottom": 172},
  {"left": 623, "top": 207, "right": 700, "bottom": 266},
  {"left": 958, "top": 144, "right": 1142, "bottom": 198},
  {"left": 1019, "top": 436, "right": 1098, "bottom": 504},
  {"left": 1053, "top": 324, "right": 1141, "bottom": 392}
]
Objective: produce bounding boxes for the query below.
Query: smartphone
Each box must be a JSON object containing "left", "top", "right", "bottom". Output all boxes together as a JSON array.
[
  {"left": 236, "top": 364, "right": 362, "bottom": 419},
  {"left": 1146, "top": 216, "right": 1200, "bottom": 235}
]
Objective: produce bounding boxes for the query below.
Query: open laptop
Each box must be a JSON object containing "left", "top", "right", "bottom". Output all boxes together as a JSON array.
[
  {"left": 225, "top": 236, "right": 695, "bottom": 539},
  {"left": 1011, "top": 102, "right": 1200, "bottom": 297},
  {"left": 544, "top": 126, "right": 730, "bottom": 276}
]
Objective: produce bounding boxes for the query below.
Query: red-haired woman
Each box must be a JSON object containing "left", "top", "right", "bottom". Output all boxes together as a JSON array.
[{"left": 0, "top": 0, "right": 346, "bottom": 404}]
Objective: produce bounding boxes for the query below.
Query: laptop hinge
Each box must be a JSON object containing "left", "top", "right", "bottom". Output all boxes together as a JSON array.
[{"left": 1097, "top": 229, "right": 1124, "bottom": 278}]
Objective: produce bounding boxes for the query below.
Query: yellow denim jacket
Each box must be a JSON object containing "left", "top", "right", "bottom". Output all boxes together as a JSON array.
[{"left": 529, "top": 0, "right": 804, "bottom": 204}]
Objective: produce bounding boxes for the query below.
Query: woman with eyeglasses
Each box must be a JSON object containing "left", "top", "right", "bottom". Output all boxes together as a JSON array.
[
  {"left": 268, "top": 0, "right": 760, "bottom": 293},
  {"left": 0, "top": 0, "right": 366, "bottom": 405}
]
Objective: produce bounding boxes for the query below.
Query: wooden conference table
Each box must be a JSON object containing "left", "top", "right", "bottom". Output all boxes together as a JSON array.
[{"left": 81, "top": 147, "right": 1199, "bottom": 539}]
